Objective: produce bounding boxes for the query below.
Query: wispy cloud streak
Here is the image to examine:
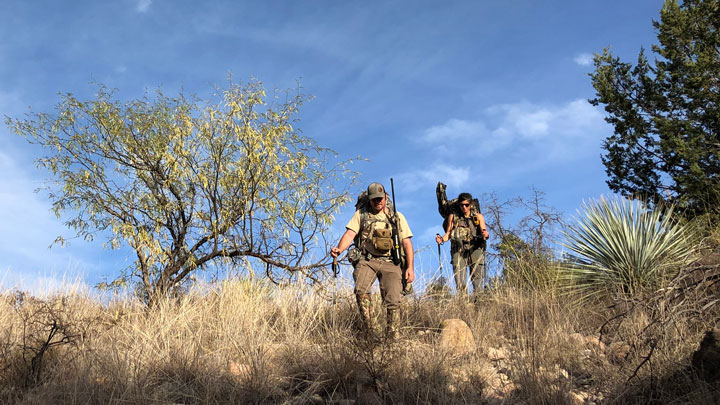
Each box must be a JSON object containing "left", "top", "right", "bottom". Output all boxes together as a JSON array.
[
  {"left": 136, "top": 0, "right": 152, "bottom": 13},
  {"left": 574, "top": 53, "right": 593, "bottom": 66},
  {"left": 421, "top": 99, "right": 605, "bottom": 157}
]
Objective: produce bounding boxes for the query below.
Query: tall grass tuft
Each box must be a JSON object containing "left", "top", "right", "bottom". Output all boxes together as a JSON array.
[
  {"left": 562, "top": 196, "right": 696, "bottom": 298},
  {"left": 1, "top": 267, "right": 718, "bottom": 403}
]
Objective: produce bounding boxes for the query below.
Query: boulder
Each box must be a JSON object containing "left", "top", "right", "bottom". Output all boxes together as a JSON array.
[
  {"left": 439, "top": 318, "right": 476, "bottom": 355},
  {"left": 606, "top": 342, "right": 630, "bottom": 364}
]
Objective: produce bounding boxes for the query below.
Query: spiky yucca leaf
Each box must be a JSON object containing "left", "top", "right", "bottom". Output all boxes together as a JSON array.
[{"left": 562, "top": 196, "right": 695, "bottom": 298}]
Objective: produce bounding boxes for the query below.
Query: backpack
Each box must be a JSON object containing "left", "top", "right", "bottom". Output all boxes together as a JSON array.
[
  {"left": 435, "top": 182, "right": 481, "bottom": 232},
  {"left": 354, "top": 190, "right": 394, "bottom": 213},
  {"left": 350, "top": 190, "right": 405, "bottom": 268}
]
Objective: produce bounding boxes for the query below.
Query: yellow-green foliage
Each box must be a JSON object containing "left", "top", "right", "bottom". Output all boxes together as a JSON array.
[{"left": 7, "top": 79, "right": 357, "bottom": 303}]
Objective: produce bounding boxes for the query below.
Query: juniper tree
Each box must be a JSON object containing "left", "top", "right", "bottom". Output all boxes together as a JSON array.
[{"left": 590, "top": 0, "right": 720, "bottom": 220}]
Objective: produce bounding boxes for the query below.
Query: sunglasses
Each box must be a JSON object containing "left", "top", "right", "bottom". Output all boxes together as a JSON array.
[{"left": 461, "top": 203, "right": 471, "bottom": 207}]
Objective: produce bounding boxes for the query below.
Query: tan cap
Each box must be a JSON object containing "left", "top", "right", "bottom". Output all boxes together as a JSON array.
[{"left": 367, "top": 182, "right": 386, "bottom": 199}]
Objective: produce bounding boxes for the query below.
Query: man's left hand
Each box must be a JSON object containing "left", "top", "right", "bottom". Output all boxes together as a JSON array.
[{"left": 405, "top": 266, "right": 415, "bottom": 284}]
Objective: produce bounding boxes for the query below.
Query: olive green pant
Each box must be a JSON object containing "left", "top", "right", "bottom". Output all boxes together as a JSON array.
[
  {"left": 451, "top": 245, "right": 485, "bottom": 295},
  {"left": 353, "top": 257, "right": 403, "bottom": 310}
]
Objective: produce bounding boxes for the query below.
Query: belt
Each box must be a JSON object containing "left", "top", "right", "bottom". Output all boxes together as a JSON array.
[{"left": 364, "top": 253, "right": 393, "bottom": 262}]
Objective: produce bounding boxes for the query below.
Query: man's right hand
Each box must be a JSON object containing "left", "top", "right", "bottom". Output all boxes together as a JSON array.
[{"left": 330, "top": 246, "right": 341, "bottom": 258}]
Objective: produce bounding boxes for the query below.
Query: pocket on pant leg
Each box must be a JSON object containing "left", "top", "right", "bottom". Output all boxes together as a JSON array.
[{"left": 353, "top": 261, "right": 376, "bottom": 295}]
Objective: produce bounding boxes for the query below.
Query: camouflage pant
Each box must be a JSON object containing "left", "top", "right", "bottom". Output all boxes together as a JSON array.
[
  {"left": 353, "top": 258, "right": 402, "bottom": 337},
  {"left": 353, "top": 257, "right": 402, "bottom": 310},
  {"left": 451, "top": 244, "right": 485, "bottom": 295}
]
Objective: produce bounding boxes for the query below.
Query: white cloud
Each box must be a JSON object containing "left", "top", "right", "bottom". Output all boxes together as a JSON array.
[
  {"left": 412, "top": 99, "right": 609, "bottom": 186},
  {"left": 395, "top": 163, "right": 470, "bottom": 194},
  {"left": 0, "top": 150, "right": 99, "bottom": 285},
  {"left": 420, "top": 118, "right": 488, "bottom": 143},
  {"left": 418, "top": 117, "right": 514, "bottom": 155},
  {"left": 420, "top": 99, "right": 605, "bottom": 157},
  {"left": 495, "top": 104, "right": 553, "bottom": 138},
  {"left": 488, "top": 99, "right": 603, "bottom": 144},
  {"left": 136, "top": 0, "right": 152, "bottom": 13},
  {"left": 574, "top": 53, "right": 593, "bottom": 66}
]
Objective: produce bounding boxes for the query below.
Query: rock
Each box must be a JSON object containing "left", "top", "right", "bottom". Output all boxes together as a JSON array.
[
  {"left": 499, "top": 382, "right": 515, "bottom": 395},
  {"left": 570, "top": 391, "right": 586, "bottom": 405},
  {"left": 569, "top": 333, "right": 586, "bottom": 346},
  {"left": 486, "top": 346, "right": 509, "bottom": 361},
  {"left": 439, "top": 318, "right": 476, "bottom": 355},
  {"left": 584, "top": 336, "right": 605, "bottom": 351},
  {"left": 606, "top": 342, "right": 630, "bottom": 364},
  {"left": 691, "top": 328, "right": 720, "bottom": 382},
  {"left": 486, "top": 372, "right": 503, "bottom": 391}
]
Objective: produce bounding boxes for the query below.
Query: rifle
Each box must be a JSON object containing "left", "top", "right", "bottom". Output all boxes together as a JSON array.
[{"left": 390, "top": 178, "right": 412, "bottom": 295}]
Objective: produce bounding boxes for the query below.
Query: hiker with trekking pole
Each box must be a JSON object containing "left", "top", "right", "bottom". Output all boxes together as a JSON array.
[
  {"left": 435, "top": 182, "right": 489, "bottom": 298},
  {"left": 330, "top": 180, "right": 414, "bottom": 339}
]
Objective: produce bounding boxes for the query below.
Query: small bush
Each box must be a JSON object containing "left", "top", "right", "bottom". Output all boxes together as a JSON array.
[{"left": 562, "top": 196, "right": 697, "bottom": 298}]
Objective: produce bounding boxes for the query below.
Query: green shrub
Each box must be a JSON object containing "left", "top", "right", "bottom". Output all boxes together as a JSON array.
[{"left": 562, "top": 196, "right": 696, "bottom": 298}]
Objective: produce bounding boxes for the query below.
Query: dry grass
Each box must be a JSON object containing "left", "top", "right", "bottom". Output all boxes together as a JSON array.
[{"left": 0, "top": 274, "right": 718, "bottom": 404}]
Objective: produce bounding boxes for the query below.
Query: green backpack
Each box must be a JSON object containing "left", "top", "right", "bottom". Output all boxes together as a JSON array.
[
  {"left": 350, "top": 190, "right": 406, "bottom": 268},
  {"left": 436, "top": 182, "right": 481, "bottom": 232}
]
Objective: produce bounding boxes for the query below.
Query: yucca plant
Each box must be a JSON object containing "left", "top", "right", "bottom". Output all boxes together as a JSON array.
[{"left": 562, "top": 196, "right": 696, "bottom": 298}]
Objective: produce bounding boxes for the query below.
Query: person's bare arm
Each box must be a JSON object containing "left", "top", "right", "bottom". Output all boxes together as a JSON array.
[
  {"left": 402, "top": 237, "right": 415, "bottom": 283},
  {"left": 330, "top": 229, "right": 357, "bottom": 258},
  {"left": 435, "top": 214, "right": 455, "bottom": 244},
  {"left": 477, "top": 213, "right": 489, "bottom": 240}
]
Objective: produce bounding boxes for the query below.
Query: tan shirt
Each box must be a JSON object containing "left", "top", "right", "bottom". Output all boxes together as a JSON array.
[{"left": 346, "top": 208, "right": 413, "bottom": 257}]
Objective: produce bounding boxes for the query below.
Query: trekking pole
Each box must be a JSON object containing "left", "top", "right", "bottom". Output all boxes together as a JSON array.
[
  {"left": 332, "top": 256, "right": 338, "bottom": 330},
  {"left": 437, "top": 241, "right": 443, "bottom": 274}
]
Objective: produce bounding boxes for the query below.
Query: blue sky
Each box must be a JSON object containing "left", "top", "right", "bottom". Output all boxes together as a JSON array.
[{"left": 0, "top": 0, "right": 663, "bottom": 293}]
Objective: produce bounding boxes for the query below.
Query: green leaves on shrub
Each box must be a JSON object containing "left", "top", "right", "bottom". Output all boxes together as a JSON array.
[{"left": 562, "top": 196, "right": 696, "bottom": 298}]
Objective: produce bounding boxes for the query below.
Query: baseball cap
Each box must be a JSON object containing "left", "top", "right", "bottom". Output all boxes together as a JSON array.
[{"left": 367, "top": 182, "right": 386, "bottom": 200}]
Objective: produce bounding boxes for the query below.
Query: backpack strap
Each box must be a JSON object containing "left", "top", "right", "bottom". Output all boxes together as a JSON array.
[{"left": 354, "top": 209, "right": 368, "bottom": 249}]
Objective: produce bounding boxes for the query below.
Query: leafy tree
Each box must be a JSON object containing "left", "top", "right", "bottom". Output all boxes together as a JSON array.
[
  {"left": 590, "top": 0, "right": 720, "bottom": 220},
  {"left": 7, "top": 80, "right": 355, "bottom": 305}
]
